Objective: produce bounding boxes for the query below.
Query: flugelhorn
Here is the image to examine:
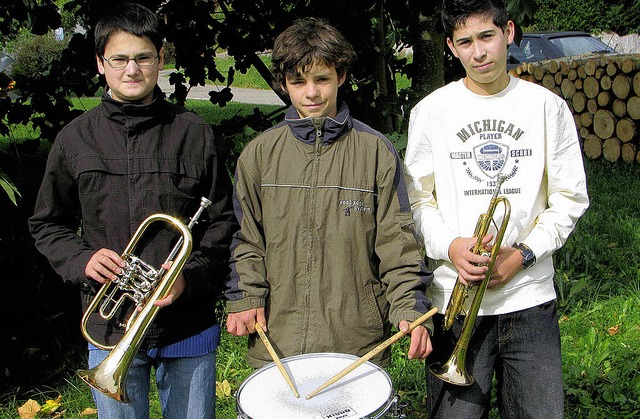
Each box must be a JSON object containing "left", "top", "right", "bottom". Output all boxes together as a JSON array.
[
  {"left": 429, "top": 175, "right": 510, "bottom": 386},
  {"left": 77, "top": 197, "right": 212, "bottom": 402}
]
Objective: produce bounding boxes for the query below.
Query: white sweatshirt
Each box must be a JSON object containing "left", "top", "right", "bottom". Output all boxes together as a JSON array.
[{"left": 404, "top": 76, "right": 589, "bottom": 315}]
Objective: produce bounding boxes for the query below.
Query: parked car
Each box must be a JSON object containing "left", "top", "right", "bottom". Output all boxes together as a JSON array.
[{"left": 507, "top": 31, "right": 619, "bottom": 70}]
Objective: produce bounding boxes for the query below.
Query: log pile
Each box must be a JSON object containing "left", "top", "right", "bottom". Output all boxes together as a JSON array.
[{"left": 510, "top": 53, "right": 640, "bottom": 163}]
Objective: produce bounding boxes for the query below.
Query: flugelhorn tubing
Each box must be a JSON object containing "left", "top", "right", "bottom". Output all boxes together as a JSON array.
[
  {"left": 158, "top": 197, "right": 212, "bottom": 276},
  {"left": 78, "top": 214, "right": 193, "bottom": 401},
  {"left": 80, "top": 214, "right": 193, "bottom": 349},
  {"left": 80, "top": 197, "right": 211, "bottom": 350},
  {"left": 77, "top": 197, "right": 211, "bottom": 401}
]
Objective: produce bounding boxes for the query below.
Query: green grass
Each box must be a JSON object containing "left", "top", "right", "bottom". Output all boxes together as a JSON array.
[
  {"left": 212, "top": 54, "right": 272, "bottom": 90},
  {"left": 208, "top": 53, "right": 411, "bottom": 93}
]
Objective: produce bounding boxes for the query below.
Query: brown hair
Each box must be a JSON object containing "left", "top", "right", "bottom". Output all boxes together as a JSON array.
[
  {"left": 94, "top": 3, "right": 163, "bottom": 57},
  {"left": 271, "top": 17, "right": 356, "bottom": 89}
]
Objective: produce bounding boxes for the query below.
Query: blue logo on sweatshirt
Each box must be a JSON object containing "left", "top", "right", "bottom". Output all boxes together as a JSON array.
[{"left": 474, "top": 142, "right": 508, "bottom": 177}]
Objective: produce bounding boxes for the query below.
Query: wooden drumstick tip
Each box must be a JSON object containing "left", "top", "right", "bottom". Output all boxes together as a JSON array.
[
  {"left": 255, "top": 322, "right": 300, "bottom": 398},
  {"left": 306, "top": 307, "right": 438, "bottom": 400}
]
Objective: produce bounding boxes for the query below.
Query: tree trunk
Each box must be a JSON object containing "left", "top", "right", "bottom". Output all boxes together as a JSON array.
[
  {"left": 633, "top": 72, "right": 640, "bottom": 96},
  {"left": 603, "top": 137, "right": 621, "bottom": 162},
  {"left": 616, "top": 118, "right": 636, "bottom": 143},
  {"left": 594, "top": 109, "right": 616, "bottom": 139},
  {"left": 584, "top": 134, "right": 602, "bottom": 159},
  {"left": 371, "top": 0, "right": 395, "bottom": 133},
  {"left": 409, "top": 13, "right": 444, "bottom": 113},
  {"left": 621, "top": 143, "right": 637, "bottom": 162},
  {"left": 612, "top": 74, "right": 631, "bottom": 99},
  {"left": 628, "top": 96, "right": 640, "bottom": 120}
]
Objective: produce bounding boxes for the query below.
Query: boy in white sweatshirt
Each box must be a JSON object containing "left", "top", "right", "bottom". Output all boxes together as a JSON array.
[{"left": 404, "top": 0, "right": 589, "bottom": 417}]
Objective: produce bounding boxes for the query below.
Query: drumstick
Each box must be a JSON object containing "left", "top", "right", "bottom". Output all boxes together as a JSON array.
[
  {"left": 255, "top": 322, "right": 300, "bottom": 398},
  {"left": 306, "top": 307, "right": 438, "bottom": 400}
]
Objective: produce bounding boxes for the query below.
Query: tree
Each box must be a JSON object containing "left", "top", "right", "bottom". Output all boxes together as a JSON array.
[{"left": 531, "top": 0, "right": 639, "bottom": 34}]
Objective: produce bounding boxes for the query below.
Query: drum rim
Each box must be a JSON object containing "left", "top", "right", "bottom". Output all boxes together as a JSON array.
[{"left": 236, "top": 352, "right": 394, "bottom": 419}]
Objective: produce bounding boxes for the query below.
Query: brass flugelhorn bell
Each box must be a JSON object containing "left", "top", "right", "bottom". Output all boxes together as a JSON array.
[
  {"left": 429, "top": 175, "right": 510, "bottom": 386},
  {"left": 76, "top": 197, "right": 212, "bottom": 402}
]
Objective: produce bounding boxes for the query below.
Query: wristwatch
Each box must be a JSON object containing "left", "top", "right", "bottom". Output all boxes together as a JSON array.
[{"left": 514, "top": 243, "right": 536, "bottom": 269}]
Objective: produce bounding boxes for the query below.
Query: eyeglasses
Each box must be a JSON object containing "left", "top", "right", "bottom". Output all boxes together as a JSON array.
[{"left": 101, "top": 54, "right": 159, "bottom": 70}]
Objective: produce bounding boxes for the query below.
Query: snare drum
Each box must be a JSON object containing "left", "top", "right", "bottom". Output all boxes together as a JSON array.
[{"left": 236, "top": 352, "right": 396, "bottom": 419}]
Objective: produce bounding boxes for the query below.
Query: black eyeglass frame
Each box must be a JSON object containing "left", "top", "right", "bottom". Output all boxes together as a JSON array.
[{"left": 101, "top": 54, "right": 160, "bottom": 70}]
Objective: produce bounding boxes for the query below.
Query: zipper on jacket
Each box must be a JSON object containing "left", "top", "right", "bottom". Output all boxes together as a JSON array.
[{"left": 301, "top": 117, "right": 324, "bottom": 353}]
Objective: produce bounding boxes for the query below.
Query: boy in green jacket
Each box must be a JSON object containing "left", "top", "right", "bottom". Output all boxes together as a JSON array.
[{"left": 225, "top": 17, "right": 434, "bottom": 368}]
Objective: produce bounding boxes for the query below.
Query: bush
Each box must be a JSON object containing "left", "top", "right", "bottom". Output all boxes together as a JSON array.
[
  {"left": 163, "top": 42, "right": 176, "bottom": 66},
  {"left": 0, "top": 139, "right": 85, "bottom": 394},
  {"left": 562, "top": 296, "right": 640, "bottom": 417},
  {"left": 533, "top": 0, "right": 640, "bottom": 35},
  {"left": 10, "top": 32, "right": 68, "bottom": 90}
]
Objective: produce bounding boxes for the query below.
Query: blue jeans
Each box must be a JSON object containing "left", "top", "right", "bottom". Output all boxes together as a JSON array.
[
  {"left": 88, "top": 349, "right": 216, "bottom": 419},
  {"left": 426, "top": 300, "right": 563, "bottom": 419}
]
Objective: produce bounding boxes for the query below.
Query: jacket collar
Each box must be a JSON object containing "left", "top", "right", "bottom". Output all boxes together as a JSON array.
[
  {"left": 101, "top": 86, "right": 175, "bottom": 132},
  {"left": 284, "top": 102, "right": 352, "bottom": 145}
]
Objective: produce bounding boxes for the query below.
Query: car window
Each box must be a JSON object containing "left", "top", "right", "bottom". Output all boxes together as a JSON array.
[
  {"left": 508, "top": 39, "right": 547, "bottom": 63},
  {"left": 549, "top": 36, "right": 614, "bottom": 56}
]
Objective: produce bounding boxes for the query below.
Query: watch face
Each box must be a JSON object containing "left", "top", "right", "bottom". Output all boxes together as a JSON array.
[{"left": 519, "top": 245, "right": 535, "bottom": 269}]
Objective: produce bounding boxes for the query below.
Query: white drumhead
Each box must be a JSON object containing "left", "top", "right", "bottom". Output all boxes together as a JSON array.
[{"left": 236, "top": 353, "right": 394, "bottom": 419}]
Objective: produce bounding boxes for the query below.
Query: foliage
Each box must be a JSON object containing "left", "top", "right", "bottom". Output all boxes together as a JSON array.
[
  {"left": 10, "top": 32, "right": 68, "bottom": 89},
  {"left": 561, "top": 296, "right": 640, "bottom": 417},
  {"left": 0, "top": 171, "right": 21, "bottom": 205},
  {"left": 212, "top": 55, "right": 272, "bottom": 90},
  {"left": 554, "top": 159, "right": 640, "bottom": 311},
  {"left": 0, "top": 138, "right": 85, "bottom": 394},
  {"left": 532, "top": 0, "right": 640, "bottom": 35}
]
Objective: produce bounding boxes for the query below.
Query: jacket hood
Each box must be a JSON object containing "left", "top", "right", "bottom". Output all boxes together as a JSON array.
[{"left": 284, "top": 102, "right": 353, "bottom": 145}]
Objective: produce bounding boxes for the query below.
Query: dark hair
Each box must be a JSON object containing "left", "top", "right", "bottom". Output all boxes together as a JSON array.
[
  {"left": 271, "top": 17, "right": 356, "bottom": 88},
  {"left": 94, "top": 3, "right": 163, "bottom": 56},
  {"left": 441, "top": 0, "right": 509, "bottom": 39}
]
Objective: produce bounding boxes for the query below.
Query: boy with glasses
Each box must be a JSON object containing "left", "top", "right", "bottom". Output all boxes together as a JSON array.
[{"left": 29, "top": 4, "right": 236, "bottom": 418}]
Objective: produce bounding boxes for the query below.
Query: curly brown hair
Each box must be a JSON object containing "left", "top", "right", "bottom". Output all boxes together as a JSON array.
[{"left": 271, "top": 17, "right": 356, "bottom": 90}]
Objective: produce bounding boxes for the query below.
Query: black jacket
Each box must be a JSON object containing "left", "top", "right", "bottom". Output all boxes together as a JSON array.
[{"left": 29, "top": 88, "right": 237, "bottom": 348}]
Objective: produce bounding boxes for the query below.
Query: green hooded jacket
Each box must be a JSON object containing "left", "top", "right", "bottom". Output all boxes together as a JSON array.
[{"left": 226, "top": 104, "right": 433, "bottom": 367}]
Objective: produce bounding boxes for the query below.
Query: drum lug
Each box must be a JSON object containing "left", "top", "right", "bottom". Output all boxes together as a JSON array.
[{"left": 386, "top": 395, "right": 408, "bottom": 418}]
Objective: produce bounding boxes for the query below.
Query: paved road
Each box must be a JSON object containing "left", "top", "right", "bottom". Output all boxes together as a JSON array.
[{"left": 158, "top": 69, "right": 285, "bottom": 106}]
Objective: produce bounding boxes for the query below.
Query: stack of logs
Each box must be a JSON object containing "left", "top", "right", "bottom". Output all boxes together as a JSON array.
[{"left": 510, "top": 54, "right": 640, "bottom": 163}]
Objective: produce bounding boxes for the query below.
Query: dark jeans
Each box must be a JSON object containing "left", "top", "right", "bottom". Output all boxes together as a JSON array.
[{"left": 426, "top": 300, "right": 564, "bottom": 419}]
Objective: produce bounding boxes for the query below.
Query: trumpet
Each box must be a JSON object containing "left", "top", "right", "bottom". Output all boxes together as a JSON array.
[
  {"left": 77, "top": 197, "right": 212, "bottom": 402},
  {"left": 429, "top": 175, "right": 510, "bottom": 386}
]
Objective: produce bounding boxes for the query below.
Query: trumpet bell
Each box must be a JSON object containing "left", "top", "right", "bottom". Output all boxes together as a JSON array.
[
  {"left": 76, "top": 344, "right": 133, "bottom": 402},
  {"left": 429, "top": 352, "right": 474, "bottom": 387}
]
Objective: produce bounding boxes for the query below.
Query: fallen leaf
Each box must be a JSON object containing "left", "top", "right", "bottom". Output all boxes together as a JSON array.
[
  {"left": 40, "top": 397, "right": 62, "bottom": 414},
  {"left": 607, "top": 324, "right": 620, "bottom": 335},
  {"left": 18, "top": 399, "right": 41, "bottom": 419},
  {"left": 81, "top": 407, "right": 98, "bottom": 416},
  {"left": 216, "top": 379, "right": 232, "bottom": 398}
]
